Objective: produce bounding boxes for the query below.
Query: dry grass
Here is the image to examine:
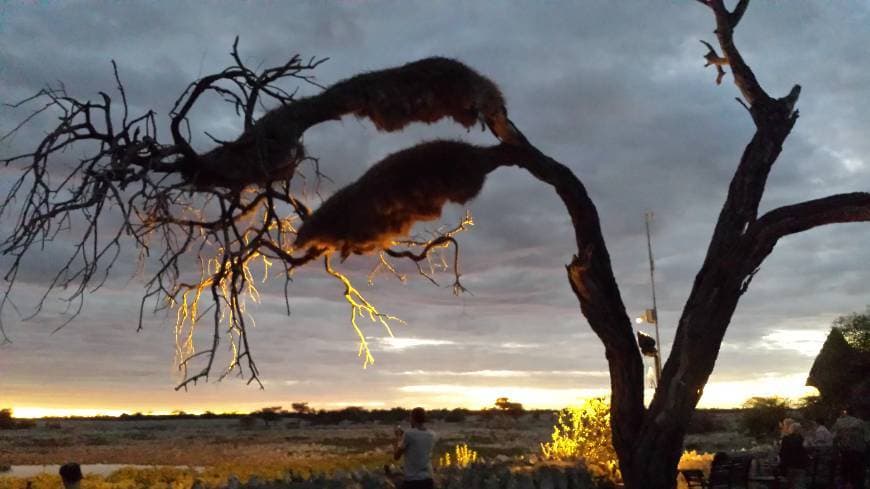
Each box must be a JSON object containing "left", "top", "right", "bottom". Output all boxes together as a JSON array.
[
  {"left": 0, "top": 412, "right": 758, "bottom": 488},
  {"left": 0, "top": 416, "right": 552, "bottom": 466}
]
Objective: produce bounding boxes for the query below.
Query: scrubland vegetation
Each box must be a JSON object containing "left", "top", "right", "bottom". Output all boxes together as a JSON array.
[{"left": 0, "top": 397, "right": 832, "bottom": 489}]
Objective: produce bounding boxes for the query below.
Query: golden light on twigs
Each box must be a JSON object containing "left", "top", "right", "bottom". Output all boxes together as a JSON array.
[
  {"left": 169, "top": 201, "right": 472, "bottom": 379},
  {"left": 324, "top": 254, "right": 404, "bottom": 368},
  {"left": 387, "top": 210, "right": 474, "bottom": 295},
  {"left": 173, "top": 247, "right": 268, "bottom": 382},
  {"left": 171, "top": 200, "right": 297, "bottom": 385}
]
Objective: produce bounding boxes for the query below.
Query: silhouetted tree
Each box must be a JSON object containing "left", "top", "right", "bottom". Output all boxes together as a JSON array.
[
  {"left": 807, "top": 311, "right": 870, "bottom": 415},
  {"left": 255, "top": 406, "right": 284, "bottom": 427},
  {"left": 0, "top": 409, "right": 14, "bottom": 430},
  {"left": 832, "top": 307, "right": 870, "bottom": 351},
  {"left": 291, "top": 402, "right": 311, "bottom": 415},
  {"left": 3, "top": 2, "right": 869, "bottom": 488},
  {"left": 495, "top": 397, "right": 524, "bottom": 415}
]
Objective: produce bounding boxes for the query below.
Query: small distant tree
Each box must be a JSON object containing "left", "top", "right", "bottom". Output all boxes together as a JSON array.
[
  {"left": 0, "top": 409, "right": 34, "bottom": 430},
  {"left": 495, "top": 397, "right": 524, "bottom": 416},
  {"left": 740, "top": 397, "right": 791, "bottom": 440},
  {"left": 291, "top": 402, "right": 312, "bottom": 415},
  {"left": 0, "top": 409, "right": 14, "bottom": 429},
  {"left": 256, "top": 406, "right": 284, "bottom": 427}
]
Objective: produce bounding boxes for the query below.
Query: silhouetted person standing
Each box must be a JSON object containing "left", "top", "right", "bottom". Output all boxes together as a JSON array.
[
  {"left": 808, "top": 418, "right": 833, "bottom": 448},
  {"left": 779, "top": 422, "right": 809, "bottom": 489},
  {"left": 59, "top": 463, "right": 82, "bottom": 489},
  {"left": 393, "top": 407, "right": 436, "bottom": 489}
]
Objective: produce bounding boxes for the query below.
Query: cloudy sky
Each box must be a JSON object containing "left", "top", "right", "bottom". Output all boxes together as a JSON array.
[{"left": 1, "top": 1, "right": 868, "bottom": 417}]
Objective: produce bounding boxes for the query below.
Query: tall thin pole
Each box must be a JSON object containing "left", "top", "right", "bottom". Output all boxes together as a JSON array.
[{"left": 644, "top": 211, "right": 662, "bottom": 384}]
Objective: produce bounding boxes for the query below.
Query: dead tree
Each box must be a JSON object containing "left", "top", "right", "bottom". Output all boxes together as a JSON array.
[{"left": 1, "top": 2, "right": 869, "bottom": 488}]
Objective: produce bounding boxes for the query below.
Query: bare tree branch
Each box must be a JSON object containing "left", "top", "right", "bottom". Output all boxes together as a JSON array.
[
  {"left": 729, "top": 0, "right": 751, "bottom": 27},
  {"left": 707, "top": 0, "right": 770, "bottom": 106},
  {"left": 750, "top": 192, "right": 870, "bottom": 251},
  {"left": 0, "top": 48, "right": 517, "bottom": 389}
]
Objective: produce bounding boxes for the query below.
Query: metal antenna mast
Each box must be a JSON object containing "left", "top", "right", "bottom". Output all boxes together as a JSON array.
[{"left": 644, "top": 211, "right": 662, "bottom": 384}]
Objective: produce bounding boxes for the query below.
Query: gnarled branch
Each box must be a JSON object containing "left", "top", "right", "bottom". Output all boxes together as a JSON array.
[{"left": 0, "top": 46, "right": 518, "bottom": 388}]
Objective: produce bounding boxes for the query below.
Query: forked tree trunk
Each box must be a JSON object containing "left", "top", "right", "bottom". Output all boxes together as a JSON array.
[{"left": 556, "top": 3, "right": 823, "bottom": 486}]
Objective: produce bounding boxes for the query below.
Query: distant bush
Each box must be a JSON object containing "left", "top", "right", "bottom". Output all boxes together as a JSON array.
[
  {"left": 255, "top": 406, "right": 285, "bottom": 428},
  {"left": 0, "top": 409, "right": 14, "bottom": 429},
  {"left": 444, "top": 408, "right": 468, "bottom": 423},
  {"left": 741, "top": 396, "right": 791, "bottom": 439},
  {"left": 119, "top": 412, "right": 146, "bottom": 420},
  {"left": 687, "top": 411, "right": 726, "bottom": 434},
  {"left": 291, "top": 402, "right": 312, "bottom": 414},
  {"left": 0, "top": 408, "right": 35, "bottom": 430},
  {"left": 238, "top": 415, "right": 258, "bottom": 430}
]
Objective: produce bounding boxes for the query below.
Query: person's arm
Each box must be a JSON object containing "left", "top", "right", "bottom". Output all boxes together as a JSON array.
[{"left": 393, "top": 428, "right": 405, "bottom": 461}]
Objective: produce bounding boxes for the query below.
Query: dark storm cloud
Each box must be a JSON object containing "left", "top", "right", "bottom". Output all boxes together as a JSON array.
[{"left": 1, "top": 1, "right": 868, "bottom": 410}]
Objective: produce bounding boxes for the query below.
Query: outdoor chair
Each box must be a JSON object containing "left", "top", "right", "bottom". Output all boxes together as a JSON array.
[
  {"left": 679, "top": 469, "right": 709, "bottom": 488},
  {"left": 679, "top": 453, "right": 752, "bottom": 489},
  {"left": 747, "top": 456, "right": 785, "bottom": 489}
]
